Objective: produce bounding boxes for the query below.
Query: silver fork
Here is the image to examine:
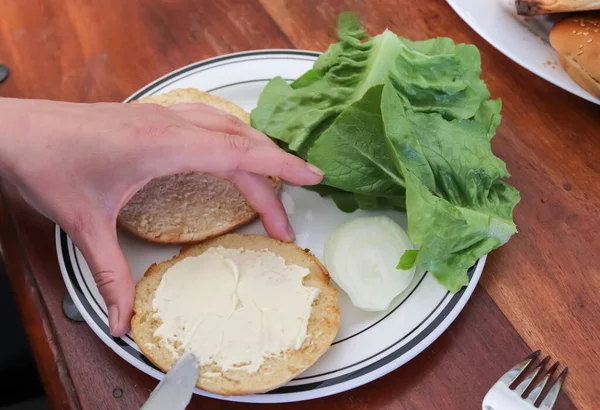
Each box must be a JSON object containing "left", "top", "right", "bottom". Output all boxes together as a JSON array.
[{"left": 482, "top": 350, "right": 568, "bottom": 410}]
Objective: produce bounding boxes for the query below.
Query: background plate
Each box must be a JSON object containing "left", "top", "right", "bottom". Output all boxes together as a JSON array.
[
  {"left": 447, "top": 0, "right": 600, "bottom": 105},
  {"left": 56, "top": 50, "right": 484, "bottom": 403}
]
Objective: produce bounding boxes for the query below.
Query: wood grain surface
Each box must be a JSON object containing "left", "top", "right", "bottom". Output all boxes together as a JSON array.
[{"left": 0, "top": 0, "right": 597, "bottom": 409}]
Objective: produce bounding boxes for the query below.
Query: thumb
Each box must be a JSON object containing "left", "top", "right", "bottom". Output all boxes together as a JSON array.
[{"left": 74, "top": 222, "right": 134, "bottom": 337}]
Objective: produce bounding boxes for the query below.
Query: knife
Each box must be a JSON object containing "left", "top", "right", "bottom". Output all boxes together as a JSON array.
[{"left": 141, "top": 352, "right": 199, "bottom": 410}]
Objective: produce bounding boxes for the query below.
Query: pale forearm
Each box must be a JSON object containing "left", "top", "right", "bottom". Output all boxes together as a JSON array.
[
  {"left": 0, "top": 97, "right": 34, "bottom": 181},
  {"left": 0, "top": 98, "right": 86, "bottom": 182}
]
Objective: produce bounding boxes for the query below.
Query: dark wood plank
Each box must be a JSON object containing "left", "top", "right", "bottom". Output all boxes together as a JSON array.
[
  {"left": 0, "top": 183, "right": 576, "bottom": 409},
  {"left": 0, "top": 191, "right": 80, "bottom": 409},
  {"left": 0, "top": 0, "right": 292, "bottom": 102},
  {"left": 260, "top": 1, "right": 600, "bottom": 408}
]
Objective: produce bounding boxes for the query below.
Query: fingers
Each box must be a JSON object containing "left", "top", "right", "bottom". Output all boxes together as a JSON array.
[
  {"left": 169, "top": 103, "right": 278, "bottom": 147},
  {"left": 166, "top": 128, "right": 324, "bottom": 187},
  {"left": 72, "top": 220, "right": 134, "bottom": 337},
  {"left": 168, "top": 102, "right": 225, "bottom": 117},
  {"left": 135, "top": 103, "right": 324, "bottom": 186},
  {"left": 229, "top": 171, "right": 294, "bottom": 242}
]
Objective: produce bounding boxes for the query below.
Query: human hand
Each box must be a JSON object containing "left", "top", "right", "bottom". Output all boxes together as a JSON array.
[{"left": 0, "top": 98, "right": 323, "bottom": 336}]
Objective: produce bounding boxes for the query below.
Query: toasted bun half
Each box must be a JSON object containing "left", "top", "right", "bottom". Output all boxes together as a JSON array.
[
  {"left": 118, "top": 88, "right": 280, "bottom": 243},
  {"left": 550, "top": 13, "right": 600, "bottom": 98},
  {"left": 131, "top": 234, "right": 340, "bottom": 396}
]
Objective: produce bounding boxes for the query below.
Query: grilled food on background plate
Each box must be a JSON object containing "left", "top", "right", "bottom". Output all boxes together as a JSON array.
[{"left": 516, "top": 0, "right": 600, "bottom": 15}]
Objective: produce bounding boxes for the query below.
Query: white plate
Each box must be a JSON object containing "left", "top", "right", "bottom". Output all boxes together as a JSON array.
[
  {"left": 56, "top": 50, "right": 484, "bottom": 403},
  {"left": 447, "top": 0, "right": 600, "bottom": 105}
]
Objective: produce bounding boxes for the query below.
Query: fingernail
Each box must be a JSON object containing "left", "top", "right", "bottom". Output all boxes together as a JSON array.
[
  {"left": 108, "top": 305, "right": 119, "bottom": 336},
  {"left": 307, "top": 163, "right": 324, "bottom": 176},
  {"left": 286, "top": 224, "right": 296, "bottom": 242}
]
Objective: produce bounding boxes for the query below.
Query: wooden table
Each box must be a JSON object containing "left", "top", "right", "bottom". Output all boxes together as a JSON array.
[{"left": 1, "top": 1, "right": 598, "bottom": 409}]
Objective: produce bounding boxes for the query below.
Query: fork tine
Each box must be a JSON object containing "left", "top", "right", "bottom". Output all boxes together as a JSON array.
[
  {"left": 525, "top": 361, "right": 559, "bottom": 404},
  {"left": 499, "top": 350, "right": 541, "bottom": 385},
  {"left": 515, "top": 355, "right": 551, "bottom": 395},
  {"left": 539, "top": 367, "right": 568, "bottom": 410}
]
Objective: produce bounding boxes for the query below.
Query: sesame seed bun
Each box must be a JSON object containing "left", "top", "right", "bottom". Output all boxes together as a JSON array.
[{"left": 550, "top": 13, "right": 600, "bottom": 98}]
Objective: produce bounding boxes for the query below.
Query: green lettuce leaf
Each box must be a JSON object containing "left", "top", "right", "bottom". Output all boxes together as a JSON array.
[
  {"left": 308, "top": 85, "right": 405, "bottom": 196},
  {"left": 307, "top": 82, "right": 519, "bottom": 292},
  {"left": 250, "top": 12, "right": 493, "bottom": 156},
  {"left": 306, "top": 185, "right": 406, "bottom": 213},
  {"left": 251, "top": 13, "right": 519, "bottom": 292},
  {"left": 402, "top": 167, "right": 518, "bottom": 291}
]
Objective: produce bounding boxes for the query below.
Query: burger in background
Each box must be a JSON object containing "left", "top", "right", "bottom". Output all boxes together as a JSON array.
[{"left": 550, "top": 13, "right": 600, "bottom": 98}]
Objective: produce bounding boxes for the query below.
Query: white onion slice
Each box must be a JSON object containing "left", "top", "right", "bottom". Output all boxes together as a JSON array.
[{"left": 323, "top": 216, "right": 416, "bottom": 311}]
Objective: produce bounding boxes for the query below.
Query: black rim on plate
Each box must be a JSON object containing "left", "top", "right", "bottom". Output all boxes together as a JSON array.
[{"left": 60, "top": 50, "right": 477, "bottom": 395}]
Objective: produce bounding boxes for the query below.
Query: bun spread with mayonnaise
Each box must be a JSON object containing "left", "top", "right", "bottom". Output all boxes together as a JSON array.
[{"left": 130, "top": 234, "right": 340, "bottom": 396}]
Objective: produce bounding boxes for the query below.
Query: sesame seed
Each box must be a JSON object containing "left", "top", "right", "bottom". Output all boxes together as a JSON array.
[
  {"left": 576, "top": 32, "right": 582, "bottom": 35},
  {"left": 587, "top": 39, "right": 593, "bottom": 43},
  {"left": 583, "top": 32, "right": 589, "bottom": 36},
  {"left": 577, "top": 50, "right": 584, "bottom": 55}
]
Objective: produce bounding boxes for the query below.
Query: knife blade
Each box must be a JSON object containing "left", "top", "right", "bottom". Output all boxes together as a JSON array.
[{"left": 141, "top": 352, "right": 199, "bottom": 410}]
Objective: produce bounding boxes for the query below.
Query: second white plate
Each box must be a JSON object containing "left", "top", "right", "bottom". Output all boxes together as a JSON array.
[{"left": 447, "top": 0, "right": 600, "bottom": 105}]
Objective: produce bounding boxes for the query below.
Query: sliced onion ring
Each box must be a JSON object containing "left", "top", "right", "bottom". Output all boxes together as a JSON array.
[{"left": 323, "top": 216, "right": 416, "bottom": 311}]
